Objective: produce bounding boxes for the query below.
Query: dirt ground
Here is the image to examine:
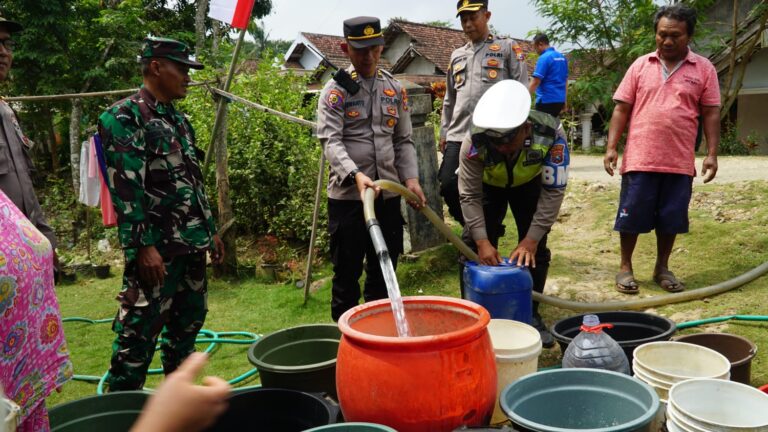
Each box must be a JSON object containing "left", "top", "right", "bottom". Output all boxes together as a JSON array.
[
  {"left": 541, "top": 155, "right": 768, "bottom": 324},
  {"left": 570, "top": 154, "right": 768, "bottom": 184}
]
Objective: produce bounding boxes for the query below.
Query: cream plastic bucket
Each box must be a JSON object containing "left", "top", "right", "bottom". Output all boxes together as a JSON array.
[
  {"left": 669, "top": 378, "right": 768, "bottom": 432},
  {"left": 2, "top": 398, "right": 19, "bottom": 432},
  {"left": 487, "top": 319, "right": 542, "bottom": 424},
  {"left": 633, "top": 341, "right": 731, "bottom": 382}
]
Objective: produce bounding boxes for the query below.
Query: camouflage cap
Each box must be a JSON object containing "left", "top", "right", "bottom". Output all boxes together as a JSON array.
[
  {"left": 0, "top": 16, "right": 23, "bottom": 33},
  {"left": 140, "top": 36, "right": 204, "bottom": 70}
]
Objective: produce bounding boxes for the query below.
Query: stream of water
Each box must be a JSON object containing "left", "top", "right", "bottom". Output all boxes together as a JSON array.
[{"left": 378, "top": 251, "right": 411, "bottom": 337}]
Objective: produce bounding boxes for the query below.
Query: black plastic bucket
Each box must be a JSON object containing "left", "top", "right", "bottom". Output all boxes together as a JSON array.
[
  {"left": 248, "top": 324, "right": 341, "bottom": 397},
  {"left": 206, "top": 388, "right": 338, "bottom": 431},
  {"left": 552, "top": 311, "right": 676, "bottom": 367},
  {"left": 675, "top": 332, "right": 757, "bottom": 384},
  {"left": 48, "top": 391, "right": 150, "bottom": 432}
]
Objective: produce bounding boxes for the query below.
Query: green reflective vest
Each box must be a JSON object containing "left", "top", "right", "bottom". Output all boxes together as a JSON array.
[{"left": 473, "top": 110, "right": 560, "bottom": 188}]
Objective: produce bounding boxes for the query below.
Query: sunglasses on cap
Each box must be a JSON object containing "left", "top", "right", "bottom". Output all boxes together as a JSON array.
[{"left": 486, "top": 127, "right": 523, "bottom": 146}]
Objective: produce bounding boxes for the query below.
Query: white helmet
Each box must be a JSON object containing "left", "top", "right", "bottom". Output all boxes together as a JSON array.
[{"left": 471, "top": 80, "right": 531, "bottom": 136}]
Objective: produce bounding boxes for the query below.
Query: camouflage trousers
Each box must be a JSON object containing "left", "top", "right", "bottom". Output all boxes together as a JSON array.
[{"left": 106, "top": 251, "right": 207, "bottom": 391}]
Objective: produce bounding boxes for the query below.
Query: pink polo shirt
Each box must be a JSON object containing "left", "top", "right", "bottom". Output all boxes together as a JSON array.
[{"left": 613, "top": 50, "right": 720, "bottom": 176}]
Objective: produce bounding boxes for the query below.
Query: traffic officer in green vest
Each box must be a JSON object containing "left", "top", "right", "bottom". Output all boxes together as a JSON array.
[
  {"left": 439, "top": 0, "right": 529, "bottom": 226},
  {"left": 458, "top": 80, "right": 569, "bottom": 347}
]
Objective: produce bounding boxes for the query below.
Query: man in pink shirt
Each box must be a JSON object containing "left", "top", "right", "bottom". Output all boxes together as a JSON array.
[{"left": 604, "top": 4, "right": 720, "bottom": 294}]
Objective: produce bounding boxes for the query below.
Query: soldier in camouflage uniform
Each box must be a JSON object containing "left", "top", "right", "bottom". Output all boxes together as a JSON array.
[{"left": 98, "top": 37, "right": 225, "bottom": 391}]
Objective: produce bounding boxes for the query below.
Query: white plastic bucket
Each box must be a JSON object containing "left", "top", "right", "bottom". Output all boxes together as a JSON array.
[
  {"left": 633, "top": 341, "right": 731, "bottom": 382},
  {"left": 2, "top": 398, "right": 19, "bottom": 432},
  {"left": 669, "top": 378, "right": 768, "bottom": 432},
  {"left": 487, "top": 319, "right": 542, "bottom": 425},
  {"left": 666, "top": 401, "right": 708, "bottom": 432}
]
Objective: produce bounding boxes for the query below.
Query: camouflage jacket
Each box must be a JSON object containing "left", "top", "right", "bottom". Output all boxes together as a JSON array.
[{"left": 98, "top": 87, "right": 216, "bottom": 258}]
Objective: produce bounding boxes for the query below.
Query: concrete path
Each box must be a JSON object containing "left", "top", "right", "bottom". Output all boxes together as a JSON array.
[{"left": 569, "top": 154, "right": 768, "bottom": 185}]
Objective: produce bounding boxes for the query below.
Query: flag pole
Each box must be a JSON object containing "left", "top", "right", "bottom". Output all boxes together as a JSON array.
[{"left": 204, "top": 26, "right": 248, "bottom": 173}]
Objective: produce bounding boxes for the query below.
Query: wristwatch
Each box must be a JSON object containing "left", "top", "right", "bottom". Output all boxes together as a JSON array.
[{"left": 348, "top": 169, "right": 360, "bottom": 182}]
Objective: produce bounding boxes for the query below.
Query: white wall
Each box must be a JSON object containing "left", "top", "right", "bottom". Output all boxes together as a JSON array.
[
  {"left": 384, "top": 34, "right": 412, "bottom": 65},
  {"left": 299, "top": 50, "right": 323, "bottom": 70},
  {"left": 402, "top": 56, "right": 438, "bottom": 75},
  {"left": 740, "top": 48, "right": 768, "bottom": 91}
]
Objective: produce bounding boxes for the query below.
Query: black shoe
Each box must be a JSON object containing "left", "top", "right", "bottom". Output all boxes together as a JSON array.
[{"left": 532, "top": 315, "right": 555, "bottom": 348}]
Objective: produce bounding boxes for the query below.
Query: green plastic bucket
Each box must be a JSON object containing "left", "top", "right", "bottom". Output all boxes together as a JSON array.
[
  {"left": 304, "top": 423, "right": 397, "bottom": 431},
  {"left": 49, "top": 391, "right": 150, "bottom": 432},
  {"left": 248, "top": 324, "right": 341, "bottom": 397},
  {"left": 500, "top": 368, "right": 659, "bottom": 432}
]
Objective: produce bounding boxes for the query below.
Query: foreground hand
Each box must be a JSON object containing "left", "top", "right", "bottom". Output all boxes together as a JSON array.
[
  {"left": 439, "top": 137, "right": 447, "bottom": 153},
  {"left": 701, "top": 155, "right": 718, "bottom": 183},
  {"left": 138, "top": 245, "right": 165, "bottom": 286},
  {"left": 477, "top": 239, "right": 502, "bottom": 266},
  {"left": 603, "top": 149, "right": 618, "bottom": 176},
  {"left": 404, "top": 178, "right": 427, "bottom": 209},
  {"left": 355, "top": 172, "right": 379, "bottom": 201},
  {"left": 509, "top": 237, "right": 539, "bottom": 268},
  {"left": 130, "top": 353, "right": 231, "bottom": 432},
  {"left": 211, "top": 234, "right": 225, "bottom": 265}
]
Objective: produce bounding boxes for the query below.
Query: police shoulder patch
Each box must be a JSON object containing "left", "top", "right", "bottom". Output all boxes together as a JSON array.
[
  {"left": 327, "top": 89, "right": 344, "bottom": 110},
  {"left": 401, "top": 88, "right": 409, "bottom": 111},
  {"left": 513, "top": 45, "right": 524, "bottom": 61}
]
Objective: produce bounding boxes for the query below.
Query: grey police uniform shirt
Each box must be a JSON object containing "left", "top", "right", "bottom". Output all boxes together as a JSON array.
[
  {"left": 458, "top": 122, "right": 568, "bottom": 243},
  {"left": 0, "top": 101, "right": 57, "bottom": 248},
  {"left": 440, "top": 35, "right": 530, "bottom": 143},
  {"left": 317, "top": 67, "right": 418, "bottom": 201}
]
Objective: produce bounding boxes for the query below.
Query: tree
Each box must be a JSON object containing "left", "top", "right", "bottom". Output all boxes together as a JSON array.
[
  {"left": 717, "top": 1, "right": 768, "bottom": 120},
  {"left": 533, "top": 0, "right": 657, "bottom": 119}
]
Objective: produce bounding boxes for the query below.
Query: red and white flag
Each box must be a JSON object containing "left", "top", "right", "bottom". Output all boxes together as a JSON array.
[{"left": 208, "top": 0, "right": 256, "bottom": 30}]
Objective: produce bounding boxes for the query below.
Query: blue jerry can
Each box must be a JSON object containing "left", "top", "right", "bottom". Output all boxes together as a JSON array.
[{"left": 463, "top": 260, "right": 533, "bottom": 324}]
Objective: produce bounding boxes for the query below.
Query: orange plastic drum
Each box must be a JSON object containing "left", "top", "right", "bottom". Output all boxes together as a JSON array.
[{"left": 336, "top": 296, "right": 497, "bottom": 431}]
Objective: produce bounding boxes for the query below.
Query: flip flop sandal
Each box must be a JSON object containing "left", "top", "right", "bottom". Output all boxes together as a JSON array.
[
  {"left": 615, "top": 271, "right": 639, "bottom": 294},
  {"left": 654, "top": 270, "right": 685, "bottom": 293}
]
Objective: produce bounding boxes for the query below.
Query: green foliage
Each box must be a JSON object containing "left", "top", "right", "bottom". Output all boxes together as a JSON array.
[
  {"left": 179, "top": 53, "right": 326, "bottom": 244},
  {"left": 719, "top": 123, "right": 761, "bottom": 155},
  {"left": 533, "top": 0, "right": 658, "bottom": 114}
]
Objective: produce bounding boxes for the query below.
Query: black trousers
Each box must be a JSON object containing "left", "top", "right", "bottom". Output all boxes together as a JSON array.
[
  {"left": 535, "top": 102, "right": 565, "bottom": 118},
  {"left": 438, "top": 141, "right": 465, "bottom": 225},
  {"left": 460, "top": 179, "right": 551, "bottom": 316},
  {"left": 328, "top": 196, "right": 404, "bottom": 321}
]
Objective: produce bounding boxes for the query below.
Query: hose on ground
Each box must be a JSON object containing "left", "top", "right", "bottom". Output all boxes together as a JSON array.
[
  {"left": 62, "top": 317, "right": 261, "bottom": 394},
  {"left": 367, "top": 179, "right": 768, "bottom": 312}
]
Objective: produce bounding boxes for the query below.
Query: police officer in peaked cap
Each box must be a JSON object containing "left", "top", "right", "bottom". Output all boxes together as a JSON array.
[{"left": 316, "top": 16, "right": 426, "bottom": 321}]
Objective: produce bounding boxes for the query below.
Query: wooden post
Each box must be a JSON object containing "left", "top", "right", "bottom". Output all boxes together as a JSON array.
[
  {"left": 402, "top": 81, "right": 444, "bottom": 252},
  {"left": 203, "top": 28, "right": 247, "bottom": 173}
]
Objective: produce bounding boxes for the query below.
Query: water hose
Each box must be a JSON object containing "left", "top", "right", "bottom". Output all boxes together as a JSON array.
[
  {"left": 366, "top": 179, "right": 768, "bottom": 312},
  {"left": 62, "top": 317, "right": 261, "bottom": 394}
]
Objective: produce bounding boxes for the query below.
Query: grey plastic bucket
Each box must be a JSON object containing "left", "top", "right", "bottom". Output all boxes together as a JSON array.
[
  {"left": 304, "top": 423, "right": 397, "bottom": 431},
  {"left": 248, "top": 324, "right": 341, "bottom": 397},
  {"left": 48, "top": 391, "right": 150, "bottom": 432},
  {"left": 500, "top": 368, "right": 659, "bottom": 432}
]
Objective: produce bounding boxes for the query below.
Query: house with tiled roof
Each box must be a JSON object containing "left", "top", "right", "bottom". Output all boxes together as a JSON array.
[
  {"left": 283, "top": 20, "right": 536, "bottom": 89},
  {"left": 383, "top": 20, "right": 536, "bottom": 86}
]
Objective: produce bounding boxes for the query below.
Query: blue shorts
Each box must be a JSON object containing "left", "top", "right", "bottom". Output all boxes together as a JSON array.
[{"left": 613, "top": 172, "right": 693, "bottom": 234}]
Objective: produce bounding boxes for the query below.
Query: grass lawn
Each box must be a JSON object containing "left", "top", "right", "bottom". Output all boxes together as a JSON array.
[{"left": 47, "top": 179, "right": 768, "bottom": 407}]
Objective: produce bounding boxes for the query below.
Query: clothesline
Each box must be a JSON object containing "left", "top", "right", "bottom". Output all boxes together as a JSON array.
[
  {"left": 3, "top": 81, "right": 215, "bottom": 102},
  {"left": 208, "top": 87, "right": 317, "bottom": 130}
]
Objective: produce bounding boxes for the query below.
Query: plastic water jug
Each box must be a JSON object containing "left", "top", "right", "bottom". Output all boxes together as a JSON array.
[
  {"left": 463, "top": 259, "right": 533, "bottom": 324},
  {"left": 562, "top": 314, "right": 630, "bottom": 374}
]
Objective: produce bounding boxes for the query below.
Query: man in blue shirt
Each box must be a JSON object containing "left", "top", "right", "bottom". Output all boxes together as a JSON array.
[{"left": 529, "top": 33, "right": 568, "bottom": 117}]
